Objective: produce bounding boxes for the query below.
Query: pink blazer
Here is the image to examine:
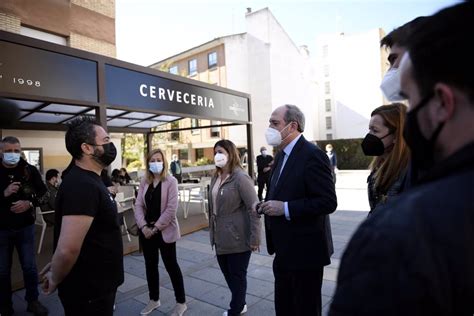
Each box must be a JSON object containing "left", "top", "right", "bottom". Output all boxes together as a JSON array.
[{"left": 134, "top": 175, "right": 180, "bottom": 243}]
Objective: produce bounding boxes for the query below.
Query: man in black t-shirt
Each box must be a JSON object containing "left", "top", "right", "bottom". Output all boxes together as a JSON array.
[
  {"left": 0, "top": 136, "right": 48, "bottom": 316},
  {"left": 40, "top": 117, "right": 124, "bottom": 316}
]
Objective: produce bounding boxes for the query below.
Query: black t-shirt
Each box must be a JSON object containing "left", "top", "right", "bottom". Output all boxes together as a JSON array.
[
  {"left": 54, "top": 165, "right": 124, "bottom": 299},
  {"left": 144, "top": 181, "right": 162, "bottom": 225}
]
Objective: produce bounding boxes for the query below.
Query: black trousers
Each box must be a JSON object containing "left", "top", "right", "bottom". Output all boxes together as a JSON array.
[
  {"left": 257, "top": 175, "right": 270, "bottom": 201},
  {"left": 273, "top": 263, "right": 324, "bottom": 316},
  {"left": 140, "top": 231, "right": 186, "bottom": 303},
  {"left": 60, "top": 290, "right": 116, "bottom": 316},
  {"left": 217, "top": 251, "right": 251, "bottom": 316}
]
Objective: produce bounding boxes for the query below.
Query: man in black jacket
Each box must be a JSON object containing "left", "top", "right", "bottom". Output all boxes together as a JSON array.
[
  {"left": 259, "top": 104, "right": 337, "bottom": 316},
  {"left": 330, "top": 2, "right": 474, "bottom": 315},
  {"left": 0, "top": 136, "right": 48, "bottom": 316},
  {"left": 256, "top": 146, "right": 273, "bottom": 201}
]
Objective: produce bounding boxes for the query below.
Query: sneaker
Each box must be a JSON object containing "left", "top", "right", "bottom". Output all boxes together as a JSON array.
[
  {"left": 222, "top": 304, "right": 247, "bottom": 316},
  {"left": 26, "top": 300, "right": 48, "bottom": 316},
  {"left": 170, "top": 302, "right": 187, "bottom": 316},
  {"left": 140, "top": 300, "right": 160, "bottom": 315}
]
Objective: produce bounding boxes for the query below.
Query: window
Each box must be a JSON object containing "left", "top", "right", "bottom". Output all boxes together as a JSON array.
[
  {"left": 170, "top": 121, "right": 180, "bottom": 140},
  {"left": 188, "top": 59, "right": 197, "bottom": 76},
  {"left": 195, "top": 148, "right": 204, "bottom": 160},
  {"left": 322, "top": 45, "right": 329, "bottom": 58},
  {"left": 210, "top": 120, "right": 220, "bottom": 137},
  {"left": 208, "top": 52, "right": 217, "bottom": 68},
  {"left": 191, "top": 118, "right": 200, "bottom": 135},
  {"left": 326, "top": 116, "right": 332, "bottom": 130},
  {"left": 325, "top": 82, "right": 331, "bottom": 94},
  {"left": 326, "top": 133, "right": 333, "bottom": 140},
  {"left": 325, "top": 99, "right": 331, "bottom": 112},
  {"left": 179, "top": 149, "right": 188, "bottom": 160},
  {"left": 324, "top": 65, "right": 330, "bottom": 77},
  {"left": 169, "top": 65, "right": 178, "bottom": 75}
]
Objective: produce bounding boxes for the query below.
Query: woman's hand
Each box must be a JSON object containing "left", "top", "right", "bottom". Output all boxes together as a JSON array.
[
  {"left": 142, "top": 226, "right": 154, "bottom": 239},
  {"left": 250, "top": 245, "right": 260, "bottom": 252}
]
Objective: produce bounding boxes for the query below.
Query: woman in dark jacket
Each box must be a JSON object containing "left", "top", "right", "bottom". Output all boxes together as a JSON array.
[
  {"left": 361, "top": 103, "right": 410, "bottom": 214},
  {"left": 209, "top": 140, "right": 261, "bottom": 316}
]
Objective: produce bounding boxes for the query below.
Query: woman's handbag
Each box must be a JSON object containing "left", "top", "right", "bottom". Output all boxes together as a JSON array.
[{"left": 127, "top": 223, "right": 139, "bottom": 237}]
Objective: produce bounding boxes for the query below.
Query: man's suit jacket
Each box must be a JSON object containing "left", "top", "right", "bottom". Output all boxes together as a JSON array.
[{"left": 265, "top": 136, "right": 337, "bottom": 270}]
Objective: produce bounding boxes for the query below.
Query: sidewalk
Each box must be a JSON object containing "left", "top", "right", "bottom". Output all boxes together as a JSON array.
[{"left": 11, "top": 172, "right": 370, "bottom": 315}]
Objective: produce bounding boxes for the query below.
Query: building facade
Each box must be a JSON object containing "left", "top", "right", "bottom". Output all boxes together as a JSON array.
[
  {"left": 314, "top": 29, "right": 389, "bottom": 140},
  {"left": 151, "top": 7, "right": 317, "bottom": 160},
  {"left": 0, "top": 0, "right": 116, "bottom": 57},
  {"left": 0, "top": 0, "right": 121, "bottom": 173}
]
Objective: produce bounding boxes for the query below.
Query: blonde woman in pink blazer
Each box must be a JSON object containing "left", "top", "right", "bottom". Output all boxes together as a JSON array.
[{"left": 134, "top": 149, "right": 187, "bottom": 316}]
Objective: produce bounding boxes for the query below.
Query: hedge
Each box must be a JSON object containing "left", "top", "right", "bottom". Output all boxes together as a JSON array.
[{"left": 314, "top": 138, "right": 372, "bottom": 170}]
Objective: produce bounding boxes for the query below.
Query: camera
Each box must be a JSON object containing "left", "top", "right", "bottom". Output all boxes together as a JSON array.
[{"left": 256, "top": 201, "right": 265, "bottom": 215}]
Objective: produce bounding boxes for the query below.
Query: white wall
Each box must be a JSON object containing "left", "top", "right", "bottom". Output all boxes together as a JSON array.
[{"left": 315, "top": 29, "right": 385, "bottom": 140}]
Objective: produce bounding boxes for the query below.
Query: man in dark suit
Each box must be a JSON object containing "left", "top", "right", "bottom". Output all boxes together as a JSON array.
[
  {"left": 259, "top": 104, "right": 337, "bottom": 316},
  {"left": 256, "top": 146, "right": 273, "bottom": 201}
]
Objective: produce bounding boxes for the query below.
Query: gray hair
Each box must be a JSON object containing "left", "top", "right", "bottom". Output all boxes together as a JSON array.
[
  {"left": 1, "top": 136, "right": 20, "bottom": 145},
  {"left": 283, "top": 104, "right": 305, "bottom": 132}
]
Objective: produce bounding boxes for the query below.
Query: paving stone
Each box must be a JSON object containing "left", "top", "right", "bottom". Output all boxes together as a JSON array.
[
  {"left": 185, "top": 299, "right": 226, "bottom": 316},
  {"left": 117, "top": 272, "right": 148, "bottom": 293},
  {"left": 323, "top": 267, "right": 338, "bottom": 282},
  {"left": 134, "top": 287, "right": 194, "bottom": 314},
  {"left": 115, "top": 298, "right": 165, "bottom": 316},
  {"left": 190, "top": 266, "right": 227, "bottom": 287},
  {"left": 322, "top": 280, "right": 337, "bottom": 297},
  {"left": 196, "top": 285, "right": 260, "bottom": 310},
  {"left": 164, "top": 276, "right": 220, "bottom": 299},
  {"left": 176, "top": 247, "right": 215, "bottom": 263},
  {"left": 246, "top": 277, "right": 274, "bottom": 298},
  {"left": 247, "top": 298, "right": 275, "bottom": 315},
  {"left": 247, "top": 265, "right": 274, "bottom": 282}
]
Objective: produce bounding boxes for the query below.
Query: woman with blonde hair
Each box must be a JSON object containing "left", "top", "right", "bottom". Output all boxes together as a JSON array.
[
  {"left": 209, "top": 139, "right": 261, "bottom": 316},
  {"left": 361, "top": 103, "right": 410, "bottom": 214},
  {"left": 134, "top": 148, "right": 187, "bottom": 316}
]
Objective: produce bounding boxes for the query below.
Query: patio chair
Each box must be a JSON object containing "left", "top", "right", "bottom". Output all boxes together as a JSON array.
[{"left": 34, "top": 207, "right": 54, "bottom": 254}]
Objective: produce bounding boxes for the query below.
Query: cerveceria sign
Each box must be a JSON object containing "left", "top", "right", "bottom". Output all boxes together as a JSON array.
[{"left": 105, "top": 65, "right": 249, "bottom": 123}]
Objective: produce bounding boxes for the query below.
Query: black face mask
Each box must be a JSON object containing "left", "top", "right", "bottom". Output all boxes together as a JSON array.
[
  {"left": 90, "top": 142, "right": 117, "bottom": 167},
  {"left": 403, "top": 92, "right": 444, "bottom": 172},
  {"left": 361, "top": 132, "right": 392, "bottom": 156}
]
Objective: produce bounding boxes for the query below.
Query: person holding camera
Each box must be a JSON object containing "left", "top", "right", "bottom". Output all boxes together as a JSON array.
[
  {"left": 209, "top": 139, "right": 261, "bottom": 316},
  {"left": 0, "top": 136, "right": 48, "bottom": 316}
]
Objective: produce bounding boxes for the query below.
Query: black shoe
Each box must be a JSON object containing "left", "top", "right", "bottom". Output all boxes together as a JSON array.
[
  {"left": 27, "top": 300, "right": 48, "bottom": 316},
  {"left": 0, "top": 306, "right": 14, "bottom": 316}
]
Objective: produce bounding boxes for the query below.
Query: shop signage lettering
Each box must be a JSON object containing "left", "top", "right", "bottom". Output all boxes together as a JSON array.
[{"left": 139, "top": 84, "right": 215, "bottom": 108}]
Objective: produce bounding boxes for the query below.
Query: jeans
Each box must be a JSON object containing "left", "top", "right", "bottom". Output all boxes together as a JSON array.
[
  {"left": 0, "top": 224, "right": 39, "bottom": 310},
  {"left": 140, "top": 231, "right": 186, "bottom": 303},
  {"left": 217, "top": 251, "right": 251, "bottom": 316}
]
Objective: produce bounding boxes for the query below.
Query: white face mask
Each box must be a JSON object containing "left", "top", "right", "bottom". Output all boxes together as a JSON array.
[
  {"left": 214, "top": 153, "right": 228, "bottom": 168},
  {"left": 149, "top": 161, "right": 164, "bottom": 174},
  {"left": 265, "top": 124, "right": 292, "bottom": 147},
  {"left": 262, "top": 150, "right": 268, "bottom": 156},
  {"left": 380, "top": 67, "right": 404, "bottom": 101},
  {"left": 3, "top": 152, "right": 21, "bottom": 165}
]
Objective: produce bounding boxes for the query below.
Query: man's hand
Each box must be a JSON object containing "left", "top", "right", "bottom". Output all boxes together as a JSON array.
[
  {"left": 260, "top": 200, "right": 285, "bottom": 216},
  {"left": 108, "top": 186, "right": 118, "bottom": 195},
  {"left": 40, "top": 263, "right": 57, "bottom": 295},
  {"left": 263, "top": 167, "right": 271, "bottom": 173},
  {"left": 4, "top": 182, "right": 20, "bottom": 197},
  {"left": 10, "top": 200, "right": 31, "bottom": 213},
  {"left": 142, "top": 226, "right": 154, "bottom": 239},
  {"left": 250, "top": 245, "right": 260, "bottom": 252}
]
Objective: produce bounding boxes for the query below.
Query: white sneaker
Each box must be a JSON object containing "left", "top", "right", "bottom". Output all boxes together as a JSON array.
[
  {"left": 222, "top": 304, "right": 247, "bottom": 316},
  {"left": 140, "top": 300, "right": 160, "bottom": 315},
  {"left": 170, "top": 302, "right": 187, "bottom": 316}
]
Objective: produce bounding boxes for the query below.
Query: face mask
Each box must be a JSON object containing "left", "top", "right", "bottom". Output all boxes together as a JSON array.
[
  {"left": 262, "top": 150, "right": 268, "bottom": 156},
  {"left": 265, "top": 124, "right": 292, "bottom": 147},
  {"left": 149, "top": 161, "right": 164, "bottom": 174},
  {"left": 91, "top": 142, "right": 117, "bottom": 167},
  {"left": 403, "top": 93, "right": 444, "bottom": 172},
  {"left": 214, "top": 153, "right": 228, "bottom": 168},
  {"left": 3, "top": 152, "right": 21, "bottom": 165},
  {"left": 361, "top": 133, "right": 392, "bottom": 156},
  {"left": 380, "top": 68, "right": 404, "bottom": 101}
]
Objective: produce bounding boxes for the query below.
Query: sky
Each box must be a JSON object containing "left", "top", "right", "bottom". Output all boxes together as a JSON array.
[{"left": 116, "top": 0, "right": 461, "bottom": 67}]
